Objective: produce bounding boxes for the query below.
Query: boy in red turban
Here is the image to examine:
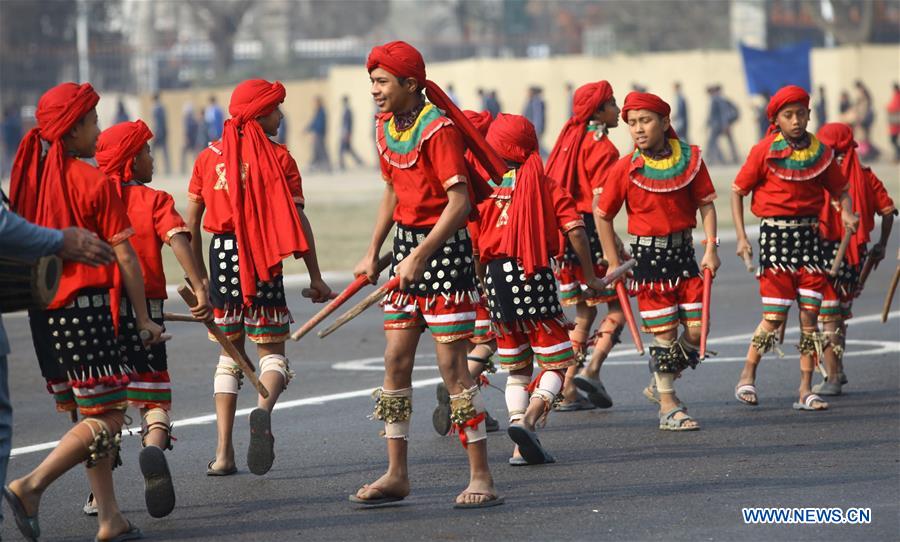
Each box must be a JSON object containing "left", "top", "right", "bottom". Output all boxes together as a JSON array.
[
  {"left": 91, "top": 119, "right": 210, "bottom": 518},
  {"left": 596, "top": 91, "right": 720, "bottom": 431},
  {"left": 545, "top": 81, "right": 625, "bottom": 412},
  {"left": 479, "top": 113, "right": 605, "bottom": 464},
  {"left": 352, "top": 41, "right": 503, "bottom": 508},
  {"left": 186, "top": 79, "right": 332, "bottom": 478},
  {"left": 812, "top": 122, "right": 895, "bottom": 395},
  {"left": 5, "top": 83, "right": 165, "bottom": 542},
  {"left": 732, "top": 85, "right": 858, "bottom": 412}
]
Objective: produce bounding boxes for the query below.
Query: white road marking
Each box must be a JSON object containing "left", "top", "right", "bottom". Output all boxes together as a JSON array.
[{"left": 9, "top": 310, "right": 898, "bottom": 458}]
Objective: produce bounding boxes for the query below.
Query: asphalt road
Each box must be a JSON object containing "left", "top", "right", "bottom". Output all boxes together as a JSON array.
[{"left": 2, "top": 235, "right": 899, "bottom": 542}]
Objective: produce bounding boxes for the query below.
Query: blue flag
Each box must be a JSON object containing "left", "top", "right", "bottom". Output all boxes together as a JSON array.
[{"left": 739, "top": 41, "right": 812, "bottom": 96}]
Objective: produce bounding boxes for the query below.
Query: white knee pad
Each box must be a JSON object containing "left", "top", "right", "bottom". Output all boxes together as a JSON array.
[
  {"left": 505, "top": 374, "right": 531, "bottom": 423},
  {"left": 450, "top": 385, "right": 487, "bottom": 447},
  {"left": 371, "top": 387, "right": 413, "bottom": 440},
  {"left": 214, "top": 355, "right": 243, "bottom": 395},
  {"left": 531, "top": 370, "right": 564, "bottom": 406},
  {"left": 654, "top": 372, "right": 675, "bottom": 394},
  {"left": 259, "top": 354, "right": 294, "bottom": 389},
  {"left": 142, "top": 407, "right": 172, "bottom": 448}
]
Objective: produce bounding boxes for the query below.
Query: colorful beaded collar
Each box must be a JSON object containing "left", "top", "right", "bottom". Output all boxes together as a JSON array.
[
  {"left": 766, "top": 132, "right": 833, "bottom": 181},
  {"left": 628, "top": 138, "right": 701, "bottom": 192},
  {"left": 375, "top": 103, "right": 452, "bottom": 169}
]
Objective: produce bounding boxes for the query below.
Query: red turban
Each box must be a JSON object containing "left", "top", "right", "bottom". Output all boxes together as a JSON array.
[
  {"left": 9, "top": 82, "right": 100, "bottom": 225},
  {"left": 817, "top": 122, "right": 870, "bottom": 265},
  {"left": 96, "top": 120, "right": 153, "bottom": 185},
  {"left": 223, "top": 79, "right": 308, "bottom": 304},
  {"left": 367, "top": 41, "right": 506, "bottom": 201},
  {"left": 545, "top": 81, "right": 613, "bottom": 195},
  {"left": 620, "top": 91, "right": 678, "bottom": 140},
  {"left": 464, "top": 110, "right": 493, "bottom": 136},
  {"left": 766, "top": 85, "right": 810, "bottom": 131},
  {"left": 487, "top": 114, "right": 561, "bottom": 276}
]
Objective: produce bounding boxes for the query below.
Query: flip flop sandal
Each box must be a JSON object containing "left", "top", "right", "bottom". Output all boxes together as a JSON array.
[
  {"left": 507, "top": 424, "right": 555, "bottom": 465},
  {"left": 139, "top": 445, "right": 176, "bottom": 518},
  {"left": 206, "top": 459, "right": 237, "bottom": 476},
  {"left": 453, "top": 494, "right": 505, "bottom": 509},
  {"left": 812, "top": 379, "right": 842, "bottom": 396},
  {"left": 484, "top": 410, "right": 500, "bottom": 433},
  {"left": 348, "top": 485, "right": 405, "bottom": 506},
  {"left": 94, "top": 521, "right": 143, "bottom": 542},
  {"left": 734, "top": 384, "right": 759, "bottom": 406},
  {"left": 792, "top": 393, "right": 828, "bottom": 411},
  {"left": 553, "top": 396, "right": 596, "bottom": 412},
  {"left": 432, "top": 382, "right": 452, "bottom": 436},
  {"left": 508, "top": 455, "right": 528, "bottom": 466},
  {"left": 838, "top": 372, "right": 848, "bottom": 385},
  {"left": 83, "top": 491, "right": 98, "bottom": 516},
  {"left": 658, "top": 406, "right": 700, "bottom": 431},
  {"left": 3, "top": 485, "right": 40, "bottom": 541},
  {"left": 573, "top": 374, "right": 613, "bottom": 408},
  {"left": 247, "top": 408, "right": 275, "bottom": 475}
]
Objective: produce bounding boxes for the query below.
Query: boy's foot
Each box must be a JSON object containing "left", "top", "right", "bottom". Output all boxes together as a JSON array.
[
  {"left": 432, "top": 382, "right": 452, "bottom": 436},
  {"left": 247, "top": 408, "right": 275, "bottom": 475},
  {"left": 352, "top": 472, "right": 410, "bottom": 505}
]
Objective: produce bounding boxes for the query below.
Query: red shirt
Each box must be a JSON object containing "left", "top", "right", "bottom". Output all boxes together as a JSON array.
[
  {"left": 596, "top": 155, "right": 717, "bottom": 236},
  {"left": 120, "top": 182, "right": 190, "bottom": 299},
  {"left": 732, "top": 134, "right": 847, "bottom": 218},
  {"left": 48, "top": 158, "right": 134, "bottom": 309},
  {"left": 573, "top": 129, "right": 619, "bottom": 214},
  {"left": 188, "top": 139, "right": 305, "bottom": 234},
  {"left": 379, "top": 124, "right": 469, "bottom": 228},
  {"left": 476, "top": 169, "right": 583, "bottom": 262}
]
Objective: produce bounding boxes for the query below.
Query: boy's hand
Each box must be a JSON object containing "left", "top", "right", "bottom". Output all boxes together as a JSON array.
[
  {"left": 303, "top": 277, "right": 333, "bottom": 303},
  {"left": 394, "top": 252, "right": 426, "bottom": 291},
  {"left": 138, "top": 320, "right": 170, "bottom": 346},
  {"left": 190, "top": 280, "right": 213, "bottom": 321},
  {"left": 353, "top": 254, "right": 380, "bottom": 284},
  {"left": 701, "top": 249, "right": 721, "bottom": 277}
]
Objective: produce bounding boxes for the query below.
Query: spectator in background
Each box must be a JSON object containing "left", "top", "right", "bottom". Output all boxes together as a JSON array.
[
  {"left": 522, "top": 86, "right": 546, "bottom": 155},
  {"left": 1, "top": 105, "right": 22, "bottom": 178},
  {"left": 477, "top": 88, "right": 488, "bottom": 111},
  {"left": 565, "top": 82, "right": 574, "bottom": 117},
  {"left": 195, "top": 107, "right": 208, "bottom": 150},
  {"left": 446, "top": 83, "right": 459, "bottom": 106},
  {"left": 485, "top": 90, "right": 501, "bottom": 118},
  {"left": 339, "top": 95, "right": 363, "bottom": 170},
  {"left": 705, "top": 85, "right": 739, "bottom": 165},
  {"left": 277, "top": 113, "right": 288, "bottom": 146},
  {"left": 181, "top": 102, "right": 198, "bottom": 174},
  {"left": 854, "top": 80, "right": 875, "bottom": 145},
  {"left": 814, "top": 85, "right": 828, "bottom": 129},
  {"left": 838, "top": 90, "right": 853, "bottom": 117},
  {"left": 888, "top": 82, "right": 900, "bottom": 163},
  {"left": 673, "top": 81, "right": 688, "bottom": 141},
  {"left": 306, "top": 95, "right": 331, "bottom": 172},
  {"left": 152, "top": 93, "right": 170, "bottom": 175},
  {"left": 755, "top": 92, "right": 771, "bottom": 140},
  {"left": 114, "top": 98, "right": 129, "bottom": 124},
  {"left": 204, "top": 95, "right": 224, "bottom": 142}
]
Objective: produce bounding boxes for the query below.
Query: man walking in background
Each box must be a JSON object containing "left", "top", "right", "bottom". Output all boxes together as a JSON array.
[
  {"left": 339, "top": 95, "right": 363, "bottom": 170},
  {"left": 307, "top": 95, "right": 332, "bottom": 172},
  {"left": 152, "top": 93, "right": 170, "bottom": 175}
]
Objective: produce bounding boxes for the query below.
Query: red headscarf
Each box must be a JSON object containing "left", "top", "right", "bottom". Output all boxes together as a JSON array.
[
  {"left": 95, "top": 120, "right": 153, "bottom": 185},
  {"left": 766, "top": 85, "right": 810, "bottom": 134},
  {"left": 9, "top": 82, "right": 100, "bottom": 225},
  {"left": 366, "top": 41, "right": 506, "bottom": 202},
  {"left": 464, "top": 110, "right": 493, "bottom": 136},
  {"left": 95, "top": 120, "right": 155, "bottom": 330},
  {"left": 817, "top": 122, "right": 870, "bottom": 265},
  {"left": 620, "top": 91, "right": 678, "bottom": 141},
  {"left": 545, "top": 81, "right": 613, "bottom": 194},
  {"left": 486, "top": 113, "right": 561, "bottom": 276},
  {"left": 223, "top": 79, "right": 308, "bottom": 304}
]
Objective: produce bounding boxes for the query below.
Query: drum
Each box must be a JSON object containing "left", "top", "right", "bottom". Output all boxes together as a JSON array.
[{"left": 0, "top": 255, "right": 62, "bottom": 313}]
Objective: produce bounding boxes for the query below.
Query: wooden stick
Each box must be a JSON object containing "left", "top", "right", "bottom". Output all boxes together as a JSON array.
[
  {"left": 615, "top": 281, "right": 644, "bottom": 355},
  {"left": 291, "top": 253, "right": 392, "bottom": 342},
  {"left": 177, "top": 285, "right": 269, "bottom": 399},
  {"left": 318, "top": 276, "right": 400, "bottom": 339},
  {"left": 829, "top": 230, "right": 853, "bottom": 278},
  {"left": 882, "top": 264, "right": 900, "bottom": 323},
  {"left": 855, "top": 250, "right": 878, "bottom": 295},
  {"left": 700, "top": 268, "right": 712, "bottom": 360},
  {"left": 164, "top": 312, "right": 200, "bottom": 323},
  {"left": 598, "top": 259, "right": 636, "bottom": 288},
  {"left": 740, "top": 250, "right": 756, "bottom": 274}
]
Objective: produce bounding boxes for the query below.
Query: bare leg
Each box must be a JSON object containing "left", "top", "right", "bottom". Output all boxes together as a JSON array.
[
  {"left": 799, "top": 310, "right": 828, "bottom": 409},
  {"left": 256, "top": 342, "right": 287, "bottom": 412},
  {"left": 655, "top": 329, "right": 698, "bottom": 428},
  {"left": 736, "top": 318, "right": 781, "bottom": 403},
  {"left": 140, "top": 407, "right": 167, "bottom": 449},
  {"left": 211, "top": 339, "right": 246, "bottom": 472},
  {"left": 581, "top": 305, "right": 625, "bottom": 379},
  {"left": 434, "top": 338, "right": 497, "bottom": 506},
  {"left": 355, "top": 327, "right": 420, "bottom": 501},
  {"left": 820, "top": 319, "right": 842, "bottom": 382},
  {"left": 561, "top": 302, "right": 596, "bottom": 402}
]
